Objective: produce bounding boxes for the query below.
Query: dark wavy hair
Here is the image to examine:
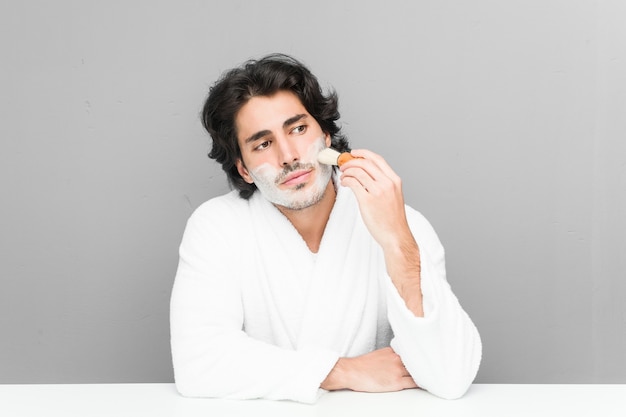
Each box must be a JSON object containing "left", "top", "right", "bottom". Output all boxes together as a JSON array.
[{"left": 201, "top": 53, "right": 350, "bottom": 199}]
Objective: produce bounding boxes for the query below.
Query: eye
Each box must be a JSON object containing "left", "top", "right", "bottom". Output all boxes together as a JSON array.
[
  {"left": 254, "top": 140, "right": 271, "bottom": 151},
  {"left": 291, "top": 125, "right": 307, "bottom": 135}
]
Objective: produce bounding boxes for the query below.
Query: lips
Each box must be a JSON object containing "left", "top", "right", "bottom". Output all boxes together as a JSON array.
[{"left": 280, "top": 169, "right": 312, "bottom": 186}]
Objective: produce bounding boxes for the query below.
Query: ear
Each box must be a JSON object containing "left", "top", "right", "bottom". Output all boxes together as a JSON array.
[
  {"left": 236, "top": 158, "right": 254, "bottom": 184},
  {"left": 324, "top": 133, "right": 332, "bottom": 148}
]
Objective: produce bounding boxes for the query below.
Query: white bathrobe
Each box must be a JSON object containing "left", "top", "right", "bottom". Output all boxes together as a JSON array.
[{"left": 170, "top": 182, "right": 481, "bottom": 403}]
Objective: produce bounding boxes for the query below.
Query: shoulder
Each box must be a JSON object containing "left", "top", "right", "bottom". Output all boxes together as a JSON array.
[
  {"left": 183, "top": 190, "right": 252, "bottom": 237},
  {"left": 194, "top": 190, "right": 248, "bottom": 215}
]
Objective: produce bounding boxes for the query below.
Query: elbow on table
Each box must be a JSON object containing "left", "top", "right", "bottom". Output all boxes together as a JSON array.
[
  {"left": 174, "top": 375, "right": 202, "bottom": 398},
  {"left": 417, "top": 352, "right": 481, "bottom": 400},
  {"left": 173, "top": 368, "right": 219, "bottom": 399},
  {"left": 432, "top": 330, "right": 482, "bottom": 399},
  {"left": 173, "top": 364, "right": 245, "bottom": 400},
  {"left": 426, "top": 377, "right": 473, "bottom": 400},
  {"left": 174, "top": 378, "right": 225, "bottom": 399},
  {"left": 422, "top": 356, "right": 481, "bottom": 400}
]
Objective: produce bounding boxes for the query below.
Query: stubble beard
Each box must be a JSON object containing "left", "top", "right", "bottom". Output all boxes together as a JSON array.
[{"left": 249, "top": 161, "right": 334, "bottom": 211}]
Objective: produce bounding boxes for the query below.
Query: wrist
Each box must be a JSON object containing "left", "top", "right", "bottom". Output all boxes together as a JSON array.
[{"left": 320, "top": 357, "right": 352, "bottom": 391}]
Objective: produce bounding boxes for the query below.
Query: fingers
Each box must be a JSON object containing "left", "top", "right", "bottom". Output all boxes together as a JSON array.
[
  {"left": 384, "top": 347, "right": 418, "bottom": 390},
  {"left": 339, "top": 149, "right": 401, "bottom": 198},
  {"left": 402, "top": 375, "right": 419, "bottom": 389},
  {"left": 342, "top": 149, "right": 400, "bottom": 183},
  {"left": 340, "top": 175, "right": 371, "bottom": 200}
]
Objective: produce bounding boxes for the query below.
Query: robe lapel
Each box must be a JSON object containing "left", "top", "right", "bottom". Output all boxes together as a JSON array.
[
  {"left": 248, "top": 193, "right": 315, "bottom": 348},
  {"left": 247, "top": 183, "right": 380, "bottom": 356},
  {"left": 296, "top": 185, "right": 375, "bottom": 354}
]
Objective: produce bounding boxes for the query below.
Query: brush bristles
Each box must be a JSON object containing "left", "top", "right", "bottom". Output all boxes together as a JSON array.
[{"left": 317, "top": 148, "right": 342, "bottom": 166}]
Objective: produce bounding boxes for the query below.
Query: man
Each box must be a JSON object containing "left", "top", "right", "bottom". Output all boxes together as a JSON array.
[{"left": 170, "top": 54, "right": 481, "bottom": 403}]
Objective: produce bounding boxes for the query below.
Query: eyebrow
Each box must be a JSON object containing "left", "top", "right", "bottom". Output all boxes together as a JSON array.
[
  {"left": 283, "top": 113, "right": 307, "bottom": 128},
  {"left": 243, "top": 114, "right": 308, "bottom": 144},
  {"left": 244, "top": 130, "right": 271, "bottom": 145}
]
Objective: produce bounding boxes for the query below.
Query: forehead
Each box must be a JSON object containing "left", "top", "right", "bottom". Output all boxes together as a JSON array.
[{"left": 235, "top": 91, "right": 308, "bottom": 138}]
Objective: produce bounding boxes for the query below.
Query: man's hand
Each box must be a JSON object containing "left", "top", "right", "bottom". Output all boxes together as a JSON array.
[
  {"left": 338, "top": 149, "right": 410, "bottom": 249},
  {"left": 320, "top": 347, "right": 418, "bottom": 392}
]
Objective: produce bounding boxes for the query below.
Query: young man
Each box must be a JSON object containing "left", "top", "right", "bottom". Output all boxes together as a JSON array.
[{"left": 170, "top": 54, "right": 481, "bottom": 403}]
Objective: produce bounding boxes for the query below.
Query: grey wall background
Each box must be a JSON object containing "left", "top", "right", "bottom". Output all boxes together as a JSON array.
[{"left": 1, "top": 0, "right": 624, "bottom": 384}]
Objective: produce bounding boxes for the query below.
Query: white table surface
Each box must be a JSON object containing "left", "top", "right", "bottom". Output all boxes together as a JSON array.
[{"left": 1, "top": 383, "right": 625, "bottom": 417}]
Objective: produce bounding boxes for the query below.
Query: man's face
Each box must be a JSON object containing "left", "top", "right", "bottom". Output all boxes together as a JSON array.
[{"left": 235, "top": 90, "right": 333, "bottom": 210}]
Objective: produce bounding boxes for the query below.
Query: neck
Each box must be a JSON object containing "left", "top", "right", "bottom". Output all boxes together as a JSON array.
[{"left": 275, "top": 179, "right": 336, "bottom": 253}]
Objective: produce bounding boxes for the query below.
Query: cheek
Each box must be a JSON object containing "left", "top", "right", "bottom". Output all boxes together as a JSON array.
[
  {"left": 304, "top": 137, "right": 328, "bottom": 161},
  {"left": 250, "top": 163, "right": 280, "bottom": 180}
]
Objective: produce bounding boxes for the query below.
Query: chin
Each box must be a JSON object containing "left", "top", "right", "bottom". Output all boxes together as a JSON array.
[
  {"left": 275, "top": 182, "right": 328, "bottom": 210},
  {"left": 261, "top": 165, "right": 333, "bottom": 210}
]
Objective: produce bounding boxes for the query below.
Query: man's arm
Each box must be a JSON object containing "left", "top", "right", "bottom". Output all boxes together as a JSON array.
[
  {"left": 170, "top": 201, "right": 339, "bottom": 403},
  {"left": 335, "top": 149, "right": 482, "bottom": 399},
  {"left": 339, "top": 149, "right": 424, "bottom": 316}
]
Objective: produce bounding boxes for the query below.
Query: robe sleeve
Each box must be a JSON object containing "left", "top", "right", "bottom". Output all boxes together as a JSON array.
[
  {"left": 387, "top": 207, "right": 482, "bottom": 399},
  {"left": 169, "top": 199, "right": 339, "bottom": 403}
]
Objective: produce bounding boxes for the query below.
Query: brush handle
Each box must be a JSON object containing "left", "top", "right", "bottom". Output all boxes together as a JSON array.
[{"left": 337, "top": 152, "right": 358, "bottom": 166}]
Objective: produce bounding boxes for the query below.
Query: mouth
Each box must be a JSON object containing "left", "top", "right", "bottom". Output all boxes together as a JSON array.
[{"left": 280, "top": 169, "right": 313, "bottom": 187}]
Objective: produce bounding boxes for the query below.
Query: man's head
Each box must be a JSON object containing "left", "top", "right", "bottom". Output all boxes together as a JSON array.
[{"left": 201, "top": 53, "right": 349, "bottom": 200}]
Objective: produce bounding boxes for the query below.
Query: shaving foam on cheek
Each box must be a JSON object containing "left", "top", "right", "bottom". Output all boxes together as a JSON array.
[
  {"left": 248, "top": 162, "right": 296, "bottom": 208},
  {"left": 248, "top": 134, "right": 334, "bottom": 210},
  {"left": 305, "top": 135, "right": 329, "bottom": 163},
  {"left": 249, "top": 163, "right": 279, "bottom": 192}
]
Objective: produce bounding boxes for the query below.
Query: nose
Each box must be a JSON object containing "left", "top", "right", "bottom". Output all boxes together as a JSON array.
[{"left": 276, "top": 136, "right": 299, "bottom": 166}]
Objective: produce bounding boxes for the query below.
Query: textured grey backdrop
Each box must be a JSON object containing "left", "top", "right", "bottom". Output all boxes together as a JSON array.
[{"left": 1, "top": 1, "right": 625, "bottom": 384}]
